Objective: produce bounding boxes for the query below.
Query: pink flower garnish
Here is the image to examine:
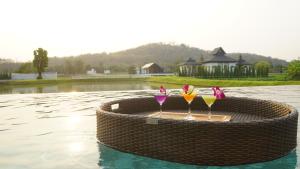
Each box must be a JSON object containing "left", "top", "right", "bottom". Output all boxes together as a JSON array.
[
  {"left": 182, "top": 84, "right": 189, "bottom": 94},
  {"left": 212, "top": 86, "right": 225, "bottom": 99},
  {"left": 160, "top": 85, "right": 166, "bottom": 95},
  {"left": 182, "top": 84, "right": 195, "bottom": 94}
]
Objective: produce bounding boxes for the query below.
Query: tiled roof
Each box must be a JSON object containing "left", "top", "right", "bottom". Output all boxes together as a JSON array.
[
  {"left": 142, "top": 63, "right": 155, "bottom": 69},
  {"left": 178, "top": 58, "right": 200, "bottom": 66},
  {"left": 204, "top": 47, "right": 237, "bottom": 63}
]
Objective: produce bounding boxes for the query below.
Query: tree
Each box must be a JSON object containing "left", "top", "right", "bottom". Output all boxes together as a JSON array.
[
  {"left": 85, "top": 64, "right": 92, "bottom": 72},
  {"left": 287, "top": 60, "right": 300, "bottom": 80},
  {"left": 96, "top": 62, "right": 104, "bottom": 73},
  {"left": 255, "top": 61, "right": 271, "bottom": 77},
  {"left": 16, "top": 62, "right": 35, "bottom": 73},
  {"left": 74, "top": 59, "right": 84, "bottom": 74},
  {"left": 0, "top": 72, "right": 11, "bottom": 80},
  {"left": 128, "top": 65, "right": 136, "bottom": 74},
  {"left": 33, "top": 48, "right": 48, "bottom": 79},
  {"left": 236, "top": 55, "right": 243, "bottom": 77},
  {"left": 64, "top": 59, "right": 74, "bottom": 75}
]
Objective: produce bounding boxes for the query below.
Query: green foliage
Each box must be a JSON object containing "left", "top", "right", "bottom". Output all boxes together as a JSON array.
[
  {"left": 48, "top": 59, "right": 122, "bottom": 74},
  {"left": 65, "top": 59, "right": 73, "bottom": 74},
  {"left": 61, "top": 58, "right": 86, "bottom": 74},
  {"left": 74, "top": 59, "right": 84, "bottom": 74},
  {"left": 0, "top": 72, "right": 11, "bottom": 80},
  {"left": 128, "top": 66, "right": 136, "bottom": 74},
  {"left": 33, "top": 48, "right": 48, "bottom": 79},
  {"left": 148, "top": 76, "right": 300, "bottom": 88},
  {"left": 255, "top": 61, "right": 271, "bottom": 77},
  {"left": 85, "top": 64, "right": 92, "bottom": 72},
  {"left": 287, "top": 60, "right": 300, "bottom": 80},
  {"left": 271, "top": 64, "right": 285, "bottom": 73},
  {"left": 109, "top": 65, "right": 127, "bottom": 73},
  {"left": 95, "top": 62, "right": 104, "bottom": 73},
  {"left": 0, "top": 62, "right": 22, "bottom": 73},
  {"left": 179, "top": 65, "right": 256, "bottom": 78},
  {"left": 16, "top": 62, "right": 35, "bottom": 73}
]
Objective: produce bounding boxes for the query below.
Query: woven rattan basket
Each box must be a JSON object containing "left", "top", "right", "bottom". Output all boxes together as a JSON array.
[{"left": 96, "top": 96, "right": 298, "bottom": 166}]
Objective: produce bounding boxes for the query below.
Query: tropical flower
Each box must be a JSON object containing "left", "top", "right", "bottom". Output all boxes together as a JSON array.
[
  {"left": 182, "top": 84, "right": 189, "bottom": 94},
  {"left": 182, "top": 84, "right": 195, "bottom": 94},
  {"left": 212, "top": 86, "right": 225, "bottom": 99},
  {"left": 160, "top": 85, "right": 167, "bottom": 95}
]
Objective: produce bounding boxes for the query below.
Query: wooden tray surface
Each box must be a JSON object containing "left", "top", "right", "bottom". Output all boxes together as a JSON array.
[{"left": 148, "top": 111, "right": 231, "bottom": 122}]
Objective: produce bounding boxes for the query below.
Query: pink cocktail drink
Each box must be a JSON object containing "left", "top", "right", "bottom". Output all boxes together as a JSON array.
[
  {"left": 154, "top": 94, "right": 167, "bottom": 117},
  {"left": 155, "top": 95, "right": 167, "bottom": 105}
]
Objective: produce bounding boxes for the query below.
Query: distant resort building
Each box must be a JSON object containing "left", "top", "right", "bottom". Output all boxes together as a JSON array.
[
  {"left": 104, "top": 70, "right": 111, "bottom": 74},
  {"left": 202, "top": 47, "right": 240, "bottom": 72},
  {"left": 86, "top": 68, "right": 97, "bottom": 75},
  {"left": 179, "top": 47, "right": 252, "bottom": 77},
  {"left": 141, "top": 63, "right": 163, "bottom": 74},
  {"left": 178, "top": 58, "right": 199, "bottom": 76}
]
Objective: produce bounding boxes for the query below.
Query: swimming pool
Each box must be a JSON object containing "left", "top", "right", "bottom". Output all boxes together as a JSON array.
[{"left": 0, "top": 86, "right": 299, "bottom": 169}]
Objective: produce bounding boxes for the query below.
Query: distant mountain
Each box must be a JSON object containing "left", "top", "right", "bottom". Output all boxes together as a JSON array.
[
  {"left": 0, "top": 59, "right": 21, "bottom": 72},
  {"left": 0, "top": 58, "right": 13, "bottom": 63},
  {"left": 0, "top": 43, "right": 289, "bottom": 73},
  {"left": 48, "top": 43, "right": 287, "bottom": 72}
]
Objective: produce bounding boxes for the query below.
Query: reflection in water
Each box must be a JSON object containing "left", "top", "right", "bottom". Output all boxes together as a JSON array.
[
  {"left": 97, "top": 143, "right": 201, "bottom": 169},
  {"left": 0, "top": 86, "right": 299, "bottom": 169},
  {"left": 69, "top": 142, "right": 84, "bottom": 153},
  {"left": 98, "top": 143, "right": 297, "bottom": 169},
  {"left": 0, "top": 82, "right": 158, "bottom": 94},
  {"left": 69, "top": 114, "right": 81, "bottom": 124},
  {"left": 67, "top": 114, "right": 81, "bottom": 130}
]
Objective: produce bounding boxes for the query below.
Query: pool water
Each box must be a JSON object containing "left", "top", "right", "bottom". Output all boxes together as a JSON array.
[{"left": 0, "top": 86, "right": 299, "bottom": 169}]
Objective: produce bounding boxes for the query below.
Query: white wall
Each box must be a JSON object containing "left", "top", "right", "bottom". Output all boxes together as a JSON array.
[
  {"left": 141, "top": 68, "right": 148, "bottom": 74},
  {"left": 87, "top": 68, "right": 97, "bottom": 75},
  {"left": 202, "top": 62, "right": 237, "bottom": 72},
  {"left": 11, "top": 72, "right": 57, "bottom": 80}
]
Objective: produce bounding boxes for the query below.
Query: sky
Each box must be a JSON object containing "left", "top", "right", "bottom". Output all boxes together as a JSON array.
[{"left": 0, "top": 0, "right": 299, "bottom": 62}]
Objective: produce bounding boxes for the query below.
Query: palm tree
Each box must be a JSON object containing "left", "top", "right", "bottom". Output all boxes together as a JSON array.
[{"left": 33, "top": 48, "right": 48, "bottom": 79}]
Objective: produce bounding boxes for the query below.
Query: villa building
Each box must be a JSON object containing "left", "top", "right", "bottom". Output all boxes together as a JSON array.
[
  {"left": 141, "top": 63, "right": 163, "bottom": 74},
  {"left": 179, "top": 47, "right": 252, "bottom": 76},
  {"left": 202, "top": 47, "right": 238, "bottom": 72}
]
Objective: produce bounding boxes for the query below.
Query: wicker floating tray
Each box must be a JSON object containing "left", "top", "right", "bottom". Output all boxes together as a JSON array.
[
  {"left": 148, "top": 111, "right": 231, "bottom": 122},
  {"left": 96, "top": 96, "right": 298, "bottom": 166}
]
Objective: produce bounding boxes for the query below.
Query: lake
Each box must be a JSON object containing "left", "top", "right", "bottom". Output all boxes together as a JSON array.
[
  {"left": 0, "top": 84, "right": 300, "bottom": 169},
  {"left": 0, "top": 81, "right": 156, "bottom": 94}
]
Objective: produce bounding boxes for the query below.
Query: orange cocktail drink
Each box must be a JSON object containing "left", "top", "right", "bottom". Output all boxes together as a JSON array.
[
  {"left": 182, "top": 92, "right": 197, "bottom": 104},
  {"left": 181, "top": 85, "right": 197, "bottom": 120}
]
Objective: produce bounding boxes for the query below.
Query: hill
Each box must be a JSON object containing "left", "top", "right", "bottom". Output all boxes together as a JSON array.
[
  {"left": 49, "top": 43, "right": 288, "bottom": 73},
  {"left": 0, "top": 59, "right": 21, "bottom": 73},
  {"left": 1, "top": 43, "right": 289, "bottom": 73}
]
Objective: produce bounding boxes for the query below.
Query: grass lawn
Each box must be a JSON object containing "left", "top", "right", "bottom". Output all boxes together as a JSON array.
[
  {"left": 1, "top": 74, "right": 299, "bottom": 88},
  {"left": 147, "top": 76, "right": 300, "bottom": 87}
]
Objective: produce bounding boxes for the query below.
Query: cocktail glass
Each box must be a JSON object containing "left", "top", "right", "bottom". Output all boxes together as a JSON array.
[
  {"left": 154, "top": 94, "right": 167, "bottom": 117},
  {"left": 182, "top": 92, "right": 197, "bottom": 120},
  {"left": 202, "top": 95, "right": 217, "bottom": 120}
]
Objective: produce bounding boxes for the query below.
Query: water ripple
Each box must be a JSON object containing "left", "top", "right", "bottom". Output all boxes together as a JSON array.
[
  {"left": 0, "top": 86, "right": 299, "bottom": 169},
  {"left": 35, "top": 132, "right": 53, "bottom": 136}
]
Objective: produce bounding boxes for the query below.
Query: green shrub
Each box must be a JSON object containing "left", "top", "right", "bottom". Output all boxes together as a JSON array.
[
  {"left": 287, "top": 60, "right": 300, "bottom": 80},
  {"left": 255, "top": 61, "right": 271, "bottom": 77},
  {"left": 0, "top": 72, "right": 11, "bottom": 80}
]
